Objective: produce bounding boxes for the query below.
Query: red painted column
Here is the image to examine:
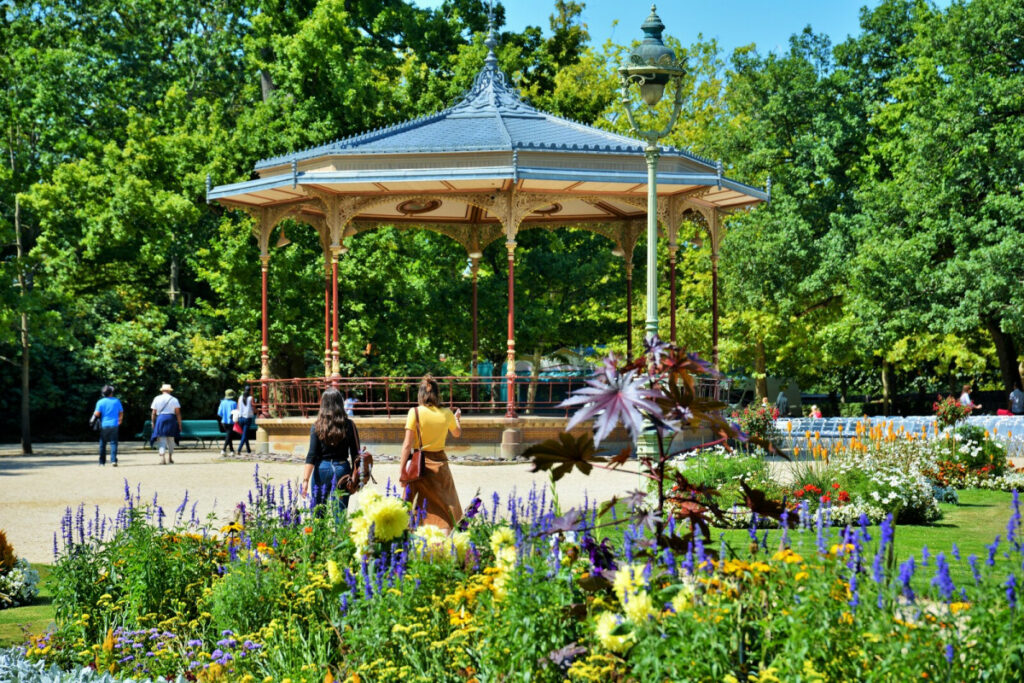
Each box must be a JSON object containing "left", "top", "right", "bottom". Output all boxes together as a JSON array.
[
  {"left": 669, "top": 247, "right": 678, "bottom": 344},
  {"left": 505, "top": 241, "right": 517, "bottom": 418},
  {"left": 712, "top": 250, "right": 720, "bottom": 370},
  {"left": 324, "top": 263, "right": 331, "bottom": 379},
  {"left": 472, "top": 268, "right": 479, "bottom": 373},
  {"left": 331, "top": 249, "right": 340, "bottom": 383},
  {"left": 260, "top": 255, "right": 270, "bottom": 417},
  {"left": 626, "top": 261, "right": 634, "bottom": 359}
]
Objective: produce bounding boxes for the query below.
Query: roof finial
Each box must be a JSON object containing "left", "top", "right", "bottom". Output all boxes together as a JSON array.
[{"left": 484, "top": 1, "right": 498, "bottom": 70}]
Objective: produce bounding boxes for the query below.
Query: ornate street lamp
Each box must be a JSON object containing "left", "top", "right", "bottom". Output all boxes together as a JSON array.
[{"left": 619, "top": 5, "right": 685, "bottom": 341}]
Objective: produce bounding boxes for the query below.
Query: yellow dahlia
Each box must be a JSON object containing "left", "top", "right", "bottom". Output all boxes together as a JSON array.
[
  {"left": 365, "top": 496, "right": 411, "bottom": 541},
  {"left": 594, "top": 611, "right": 633, "bottom": 654}
]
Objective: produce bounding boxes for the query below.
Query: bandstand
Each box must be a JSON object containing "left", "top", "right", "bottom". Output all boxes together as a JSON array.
[{"left": 207, "top": 23, "right": 767, "bottom": 456}]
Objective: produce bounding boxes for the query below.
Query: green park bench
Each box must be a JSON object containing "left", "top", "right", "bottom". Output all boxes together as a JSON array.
[{"left": 135, "top": 419, "right": 255, "bottom": 449}]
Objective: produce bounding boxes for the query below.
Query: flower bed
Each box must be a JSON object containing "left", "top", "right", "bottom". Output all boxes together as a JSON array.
[{"left": 17, "top": 472, "right": 1024, "bottom": 681}]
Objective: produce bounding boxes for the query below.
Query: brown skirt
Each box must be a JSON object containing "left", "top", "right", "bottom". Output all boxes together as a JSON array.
[{"left": 404, "top": 450, "right": 462, "bottom": 531}]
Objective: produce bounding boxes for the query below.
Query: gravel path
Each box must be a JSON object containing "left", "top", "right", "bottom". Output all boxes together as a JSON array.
[{"left": 0, "top": 442, "right": 641, "bottom": 565}]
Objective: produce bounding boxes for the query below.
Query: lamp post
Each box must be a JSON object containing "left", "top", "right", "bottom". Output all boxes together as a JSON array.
[{"left": 618, "top": 5, "right": 685, "bottom": 342}]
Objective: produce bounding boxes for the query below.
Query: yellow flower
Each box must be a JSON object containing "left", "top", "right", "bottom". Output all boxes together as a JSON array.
[
  {"left": 364, "top": 495, "right": 411, "bottom": 541},
  {"left": 612, "top": 563, "right": 647, "bottom": 604},
  {"left": 413, "top": 524, "right": 469, "bottom": 562},
  {"left": 489, "top": 527, "right": 516, "bottom": 556},
  {"left": 772, "top": 548, "right": 804, "bottom": 564},
  {"left": 949, "top": 602, "right": 970, "bottom": 614},
  {"left": 326, "top": 560, "right": 343, "bottom": 586},
  {"left": 495, "top": 545, "right": 517, "bottom": 570},
  {"left": 795, "top": 571, "right": 810, "bottom": 581},
  {"left": 670, "top": 585, "right": 695, "bottom": 613},
  {"left": 802, "top": 660, "right": 828, "bottom": 681},
  {"left": 360, "top": 490, "right": 383, "bottom": 509},
  {"left": 594, "top": 612, "right": 633, "bottom": 654},
  {"left": 829, "top": 543, "right": 856, "bottom": 557},
  {"left": 622, "top": 590, "right": 657, "bottom": 623},
  {"left": 349, "top": 515, "right": 372, "bottom": 551}
]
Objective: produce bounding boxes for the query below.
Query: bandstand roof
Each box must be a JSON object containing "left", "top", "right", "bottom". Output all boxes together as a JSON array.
[{"left": 208, "top": 31, "right": 766, "bottom": 252}]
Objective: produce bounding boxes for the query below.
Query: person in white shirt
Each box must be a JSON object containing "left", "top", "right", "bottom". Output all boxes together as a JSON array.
[
  {"left": 959, "top": 384, "right": 979, "bottom": 410},
  {"left": 235, "top": 386, "right": 256, "bottom": 454},
  {"left": 150, "top": 383, "right": 182, "bottom": 465}
]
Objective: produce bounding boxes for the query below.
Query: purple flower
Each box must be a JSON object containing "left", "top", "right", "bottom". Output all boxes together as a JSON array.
[
  {"left": 987, "top": 536, "right": 1001, "bottom": 567},
  {"left": 560, "top": 355, "right": 663, "bottom": 445},
  {"left": 1007, "top": 573, "right": 1018, "bottom": 609},
  {"left": 921, "top": 546, "right": 930, "bottom": 566},
  {"left": 945, "top": 643, "right": 954, "bottom": 664},
  {"left": 898, "top": 557, "right": 916, "bottom": 602},
  {"left": 968, "top": 555, "right": 981, "bottom": 584},
  {"left": 931, "top": 553, "right": 955, "bottom": 602}
]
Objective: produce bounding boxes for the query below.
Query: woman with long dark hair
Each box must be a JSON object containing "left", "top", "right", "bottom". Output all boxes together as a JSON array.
[
  {"left": 300, "top": 388, "right": 361, "bottom": 515},
  {"left": 399, "top": 375, "right": 462, "bottom": 530}
]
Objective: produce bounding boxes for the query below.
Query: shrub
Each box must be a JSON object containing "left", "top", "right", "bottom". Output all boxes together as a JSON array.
[{"left": 0, "top": 530, "right": 39, "bottom": 609}]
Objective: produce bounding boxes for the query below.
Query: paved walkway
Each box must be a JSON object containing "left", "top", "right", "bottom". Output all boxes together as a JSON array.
[{"left": 0, "top": 442, "right": 641, "bottom": 565}]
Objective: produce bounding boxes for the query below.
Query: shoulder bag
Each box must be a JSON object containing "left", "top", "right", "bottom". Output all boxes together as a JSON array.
[{"left": 399, "top": 407, "right": 426, "bottom": 484}]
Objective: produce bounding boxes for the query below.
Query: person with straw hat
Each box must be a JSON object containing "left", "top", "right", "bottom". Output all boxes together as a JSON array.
[{"left": 149, "top": 383, "right": 182, "bottom": 464}]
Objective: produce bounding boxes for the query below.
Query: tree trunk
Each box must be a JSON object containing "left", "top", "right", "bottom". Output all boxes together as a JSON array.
[
  {"left": 14, "top": 196, "right": 32, "bottom": 454},
  {"left": 985, "top": 318, "right": 1022, "bottom": 392},
  {"left": 526, "top": 347, "right": 542, "bottom": 414},
  {"left": 260, "top": 48, "right": 276, "bottom": 102},
  {"left": 881, "top": 360, "right": 892, "bottom": 416},
  {"left": 754, "top": 339, "right": 767, "bottom": 401},
  {"left": 169, "top": 252, "right": 180, "bottom": 304}
]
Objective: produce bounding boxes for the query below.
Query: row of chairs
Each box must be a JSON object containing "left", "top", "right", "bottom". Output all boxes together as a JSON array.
[{"left": 780, "top": 415, "right": 1024, "bottom": 445}]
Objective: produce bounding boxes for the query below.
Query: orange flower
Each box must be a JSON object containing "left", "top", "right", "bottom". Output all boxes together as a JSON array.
[{"left": 303, "top": 526, "right": 313, "bottom": 535}]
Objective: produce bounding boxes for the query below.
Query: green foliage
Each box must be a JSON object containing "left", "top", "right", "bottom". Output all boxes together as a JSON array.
[{"left": 5, "top": 0, "right": 1024, "bottom": 443}]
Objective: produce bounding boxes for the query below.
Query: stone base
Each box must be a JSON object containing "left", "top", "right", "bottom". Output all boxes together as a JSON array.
[
  {"left": 500, "top": 427, "right": 522, "bottom": 460},
  {"left": 255, "top": 426, "right": 270, "bottom": 455},
  {"left": 255, "top": 415, "right": 630, "bottom": 460}
]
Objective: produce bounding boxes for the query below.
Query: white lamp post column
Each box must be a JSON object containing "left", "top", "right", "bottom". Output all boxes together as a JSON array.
[{"left": 618, "top": 5, "right": 685, "bottom": 342}]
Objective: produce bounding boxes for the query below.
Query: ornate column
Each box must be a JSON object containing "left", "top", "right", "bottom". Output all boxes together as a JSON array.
[
  {"left": 331, "top": 246, "right": 342, "bottom": 381},
  {"left": 260, "top": 253, "right": 270, "bottom": 417},
  {"left": 668, "top": 243, "right": 679, "bottom": 344},
  {"left": 709, "top": 209, "right": 722, "bottom": 370},
  {"left": 469, "top": 253, "right": 481, "bottom": 376},
  {"left": 324, "top": 259, "right": 331, "bottom": 379},
  {"left": 505, "top": 240, "right": 517, "bottom": 419},
  {"left": 625, "top": 259, "right": 634, "bottom": 359}
]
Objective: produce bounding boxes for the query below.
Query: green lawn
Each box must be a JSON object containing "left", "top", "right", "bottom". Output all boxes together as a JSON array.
[
  {"left": 599, "top": 489, "right": 1016, "bottom": 587},
  {"left": 0, "top": 564, "right": 55, "bottom": 647}
]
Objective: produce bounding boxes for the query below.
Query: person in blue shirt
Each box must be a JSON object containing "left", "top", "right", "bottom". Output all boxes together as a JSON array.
[
  {"left": 93, "top": 385, "right": 124, "bottom": 466},
  {"left": 217, "top": 389, "right": 238, "bottom": 456}
]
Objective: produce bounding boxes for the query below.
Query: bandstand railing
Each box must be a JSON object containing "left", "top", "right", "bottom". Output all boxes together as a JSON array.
[{"left": 254, "top": 375, "right": 728, "bottom": 419}]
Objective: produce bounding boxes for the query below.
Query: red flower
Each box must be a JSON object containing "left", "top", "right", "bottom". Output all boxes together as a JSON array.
[
  {"left": 821, "top": 494, "right": 831, "bottom": 504},
  {"left": 838, "top": 491, "right": 850, "bottom": 503},
  {"left": 794, "top": 489, "right": 804, "bottom": 498}
]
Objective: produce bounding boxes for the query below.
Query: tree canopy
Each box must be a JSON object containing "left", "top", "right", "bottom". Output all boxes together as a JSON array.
[{"left": 2, "top": 0, "right": 1022, "bottom": 443}]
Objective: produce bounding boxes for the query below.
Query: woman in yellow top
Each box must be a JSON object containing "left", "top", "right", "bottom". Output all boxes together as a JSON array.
[{"left": 399, "top": 376, "right": 462, "bottom": 531}]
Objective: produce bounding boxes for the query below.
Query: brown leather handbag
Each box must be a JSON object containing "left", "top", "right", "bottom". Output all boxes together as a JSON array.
[{"left": 400, "top": 407, "right": 426, "bottom": 484}]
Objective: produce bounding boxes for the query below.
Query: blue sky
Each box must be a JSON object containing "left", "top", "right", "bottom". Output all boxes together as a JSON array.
[{"left": 413, "top": 1, "right": 935, "bottom": 56}]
